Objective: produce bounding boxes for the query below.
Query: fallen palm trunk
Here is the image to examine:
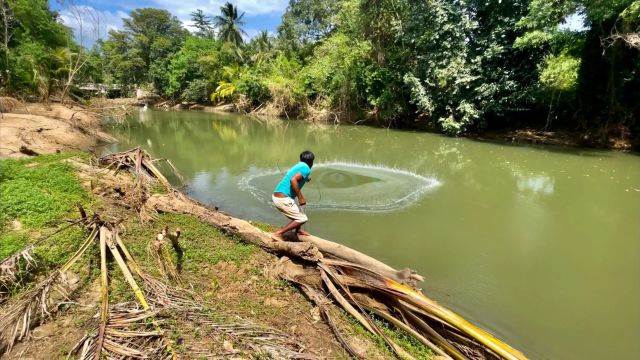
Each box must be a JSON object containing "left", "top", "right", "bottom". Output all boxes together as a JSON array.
[{"left": 145, "top": 194, "right": 418, "bottom": 284}]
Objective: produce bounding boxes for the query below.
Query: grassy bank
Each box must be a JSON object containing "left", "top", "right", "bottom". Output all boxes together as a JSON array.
[{"left": 0, "top": 152, "right": 434, "bottom": 359}]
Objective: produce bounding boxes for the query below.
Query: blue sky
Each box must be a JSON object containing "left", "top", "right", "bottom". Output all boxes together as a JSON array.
[
  {"left": 51, "top": 0, "right": 288, "bottom": 46},
  {"left": 51, "top": 0, "right": 588, "bottom": 47}
]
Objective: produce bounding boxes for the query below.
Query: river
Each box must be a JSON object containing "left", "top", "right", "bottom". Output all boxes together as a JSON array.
[{"left": 106, "top": 109, "right": 640, "bottom": 359}]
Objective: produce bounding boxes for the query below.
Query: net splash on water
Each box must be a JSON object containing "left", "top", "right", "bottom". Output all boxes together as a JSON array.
[{"left": 239, "top": 162, "right": 441, "bottom": 212}]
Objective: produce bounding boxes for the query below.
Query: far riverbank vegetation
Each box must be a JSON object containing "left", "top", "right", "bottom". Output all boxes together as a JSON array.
[{"left": 1, "top": 0, "right": 639, "bottom": 147}]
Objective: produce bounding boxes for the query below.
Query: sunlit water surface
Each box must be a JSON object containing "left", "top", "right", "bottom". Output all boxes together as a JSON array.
[{"left": 106, "top": 110, "right": 640, "bottom": 360}]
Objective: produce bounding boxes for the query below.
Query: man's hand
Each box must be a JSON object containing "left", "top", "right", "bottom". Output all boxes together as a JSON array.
[{"left": 299, "top": 196, "right": 306, "bottom": 206}]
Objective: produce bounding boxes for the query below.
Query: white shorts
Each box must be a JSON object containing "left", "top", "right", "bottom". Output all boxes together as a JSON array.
[{"left": 272, "top": 195, "right": 308, "bottom": 223}]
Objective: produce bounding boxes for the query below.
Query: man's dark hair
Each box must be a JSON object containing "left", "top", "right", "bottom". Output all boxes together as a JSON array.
[{"left": 300, "top": 150, "right": 315, "bottom": 166}]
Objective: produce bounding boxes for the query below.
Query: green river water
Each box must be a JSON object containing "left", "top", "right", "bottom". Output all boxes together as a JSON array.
[{"left": 106, "top": 109, "right": 640, "bottom": 360}]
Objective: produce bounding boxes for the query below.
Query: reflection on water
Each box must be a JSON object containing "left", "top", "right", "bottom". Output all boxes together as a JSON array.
[
  {"left": 515, "top": 173, "right": 555, "bottom": 195},
  {"left": 240, "top": 162, "right": 441, "bottom": 211},
  {"left": 106, "top": 110, "right": 640, "bottom": 360}
]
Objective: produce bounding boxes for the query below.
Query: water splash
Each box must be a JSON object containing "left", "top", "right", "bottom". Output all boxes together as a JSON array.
[{"left": 239, "top": 162, "right": 441, "bottom": 212}]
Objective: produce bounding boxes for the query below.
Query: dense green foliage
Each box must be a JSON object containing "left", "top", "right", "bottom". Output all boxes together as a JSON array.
[
  {"left": 0, "top": 0, "right": 71, "bottom": 97},
  {"left": 1, "top": 0, "right": 639, "bottom": 143}
]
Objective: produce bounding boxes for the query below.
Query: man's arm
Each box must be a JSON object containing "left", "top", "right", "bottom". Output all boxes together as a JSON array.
[{"left": 290, "top": 173, "right": 306, "bottom": 205}]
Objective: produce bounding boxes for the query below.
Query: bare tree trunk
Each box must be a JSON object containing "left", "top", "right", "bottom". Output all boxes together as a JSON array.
[
  {"left": 60, "top": 2, "right": 104, "bottom": 103},
  {"left": 544, "top": 91, "right": 556, "bottom": 131},
  {"left": 1, "top": 0, "right": 13, "bottom": 89}
]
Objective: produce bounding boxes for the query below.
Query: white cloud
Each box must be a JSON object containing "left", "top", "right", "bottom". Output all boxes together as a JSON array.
[{"left": 59, "top": 6, "right": 128, "bottom": 47}]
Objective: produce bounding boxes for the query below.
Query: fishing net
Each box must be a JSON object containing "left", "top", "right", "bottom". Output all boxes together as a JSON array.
[{"left": 240, "top": 162, "right": 440, "bottom": 211}]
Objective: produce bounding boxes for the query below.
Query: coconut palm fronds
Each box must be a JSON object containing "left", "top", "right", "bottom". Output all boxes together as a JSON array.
[
  {"left": 98, "top": 147, "right": 184, "bottom": 222},
  {"left": 0, "top": 218, "right": 88, "bottom": 303},
  {"left": 271, "top": 256, "right": 527, "bottom": 360},
  {"left": 319, "top": 259, "right": 527, "bottom": 360},
  {"left": 98, "top": 147, "right": 178, "bottom": 194},
  {"left": 0, "top": 227, "right": 97, "bottom": 352},
  {"left": 183, "top": 310, "right": 319, "bottom": 359},
  {"left": 133, "top": 266, "right": 317, "bottom": 359},
  {"left": 0, "top": 245, "right": 37, "bottom": 301},
  {"left": 0, "top": 270, "right": 81, "bottom": 353},
  {"left": 67, "top": 303, "right": 169, "bottom": 360}
]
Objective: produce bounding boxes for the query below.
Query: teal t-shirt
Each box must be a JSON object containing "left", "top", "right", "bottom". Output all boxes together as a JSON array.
[{"left": 274, "top": 162, "right": 312, "bottom": 198}]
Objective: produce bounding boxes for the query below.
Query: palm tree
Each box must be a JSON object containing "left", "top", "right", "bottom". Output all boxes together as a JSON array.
[
  {"left": 214, "top": 2, "right": 247, "bottom": 47},
  {"left": 255, "top": 30, "right": 272, "bottom": 52},
  {"left": 250, "top": 30, "right": 273, "bottom": 65}
]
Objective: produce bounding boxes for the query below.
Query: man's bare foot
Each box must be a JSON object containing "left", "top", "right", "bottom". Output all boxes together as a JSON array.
[
  {"left": 270, "top": 233, "right": 285, "bottom": 241},
  {"left": 296, "top": 229, "right": 311, "bottom": 236}
]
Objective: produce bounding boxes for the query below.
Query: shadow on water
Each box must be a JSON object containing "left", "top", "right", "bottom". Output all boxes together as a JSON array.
[{"left": 465, "top": 136, "right": 619, "bottom": 157}]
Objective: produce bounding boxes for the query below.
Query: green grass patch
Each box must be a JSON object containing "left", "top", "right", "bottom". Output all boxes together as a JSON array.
[
  {"left": 252, "top": 221, "right": 278, "bottom": 233},
  {"left": 34, "top": 227, "right": 90, "bottom": 268},
  {"left": 123, "top": 213, "right": 257, "bottom": 273},
  {"left": 0, "top": 153, "right": 91, "bottom": 229},
  {"left": 0, "top": 232, "right": 29, "bottom": 259},
  {"left": 0, "top": 152, "right": 96, "bottom": 296}
]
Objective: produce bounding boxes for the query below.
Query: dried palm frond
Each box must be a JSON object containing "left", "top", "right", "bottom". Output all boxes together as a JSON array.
[
  {"left": 0, "top": 219, "right": 88, "bottom": 303},
  {"left": 0, "top": 228, "right": 97, "bottom": 352},
  {"left": 98, "top": 147, "right": 176, "bottom": 194},
  {"left": 0, "top": 270, "right": 82, "bottom": 353},
  {"left": 131, "top": 266, "right": 317, "bottom": 359},
  {"left": 98, "top": 147, "right": 183, "bottom": 222},
  {"left": 182, "top": 311, "right": 319, "bottom": 359},
  {"left": 67, "top": 303, "right": 169, "bottom": 360},
  {"left": 317, "top": 259, "right": 526, "bottom": 360},
  {"left": 297, "top": 283, "right": 361, "bottom": 358},
  {"left": 0, "top": 245, "right": 37, "bottom": 298}
]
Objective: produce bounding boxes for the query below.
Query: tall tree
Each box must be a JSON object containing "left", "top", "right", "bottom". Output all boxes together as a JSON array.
[
  {"left": 103, "top": 8, "right": 186, "bottom": 93},
  {"left": 517, "top": 0, "right": 640, "bottom": 137},
  {"left": 0, "top": 0, "right": 16, "bottom": 87},
  {"left": 190, "top": 9, "right": 214, "bottom": 38},
  {"left": 278, "top": 0, "right": 342, "bottom": 52},
  {"left": 121, "top": 8, "right": 186, "bottom": 70},
  {"left": 1, "top": 0, "right": 72, "bottom": 97},
  {"left": 214, "top": 2, "right": 247, "bottom": 46}
]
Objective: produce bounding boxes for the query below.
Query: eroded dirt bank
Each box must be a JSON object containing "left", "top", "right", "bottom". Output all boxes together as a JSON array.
[{"left": 0, "top": 98, "right": 116, "bottom": 158}]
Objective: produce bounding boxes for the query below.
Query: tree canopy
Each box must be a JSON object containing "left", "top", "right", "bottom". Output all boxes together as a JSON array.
[{"left": 1, "top": 0, "right": 639, "bottom": 145}]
